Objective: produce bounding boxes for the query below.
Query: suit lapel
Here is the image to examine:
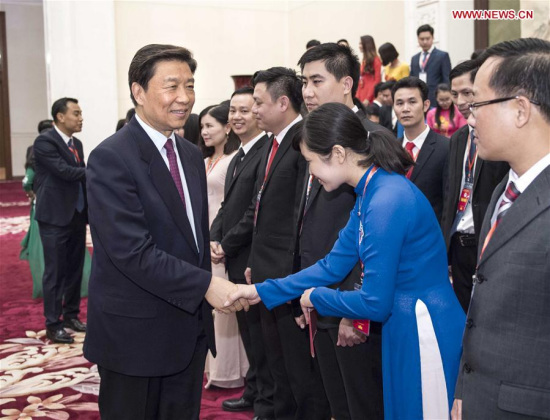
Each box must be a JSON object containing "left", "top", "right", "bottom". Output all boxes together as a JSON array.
[
  {"left": 410, "top": 130, "right": 435, "bottom": 182},
  {"left": 176, "top": 138, "right": 204, "bottom": 258},
  {"left": 225, "top": 135, "right": 268, "bottom": 197},
  {"left": 305, "top": 177, "right": 322, "bottom": 214},
  {"left": 264, "top": 123, "right": 300, "bottom": 187},
  {"left": 131, "top": 121, "right": 199, "bottom": 256},
  {"left": 50, "top": 129, "right": 79, "bottom": 166},
  {"left": 479, "top": 167, "right": 550, "bottom": 266},
  {"left": 225, "top": 154, "right": 239, "bottom": 195}
]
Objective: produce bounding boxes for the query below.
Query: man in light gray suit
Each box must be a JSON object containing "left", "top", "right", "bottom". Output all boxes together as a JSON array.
[{"left": 452, "top": 38, "right": 550, "bottom": 419}]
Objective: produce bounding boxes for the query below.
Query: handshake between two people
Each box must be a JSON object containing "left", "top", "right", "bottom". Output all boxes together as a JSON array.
[{"left": 204, "top": 268, "right": 317, "bottom": 320}]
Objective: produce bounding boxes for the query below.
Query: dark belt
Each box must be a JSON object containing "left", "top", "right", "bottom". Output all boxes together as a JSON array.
[{"left": 453, "top": 232, "right": 476, "bottom": 247}]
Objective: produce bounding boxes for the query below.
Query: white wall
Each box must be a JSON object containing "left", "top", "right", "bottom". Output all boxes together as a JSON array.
[
  {"left": 0, "top": 0, "right": 48, "bottom": 177},
  {"left": 288, "top": 0, "right": 406, "bottom": 71},
  {"left": 114, "top": 1, "right": 290, "bottom": 119},
  {"left": 4, "top": 0, "right": 481, "bottom": 178},
  {"left": 43, "top": 0, "right": 118, "bottom": 156}
]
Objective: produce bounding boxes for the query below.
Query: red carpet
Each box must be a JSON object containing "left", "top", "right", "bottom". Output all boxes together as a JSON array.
[{"left": 0, "top": 181, "right": 253, "bottom": 419}]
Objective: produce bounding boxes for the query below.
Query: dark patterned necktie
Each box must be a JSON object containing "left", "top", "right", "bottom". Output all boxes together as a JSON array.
[
  {"left": 164, "top": 138, "right": 186, "bottom": 207},
  {"left": 68, "top": 139, "right": 84, "bottom": 212}
]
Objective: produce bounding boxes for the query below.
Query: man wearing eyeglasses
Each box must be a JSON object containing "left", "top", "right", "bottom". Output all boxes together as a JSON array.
[
  {"left": 452, "top": 38, "right": 550, "bottom": 420},
  {"left": 440, "top": 60, "right": 508, "bottom": 314}
]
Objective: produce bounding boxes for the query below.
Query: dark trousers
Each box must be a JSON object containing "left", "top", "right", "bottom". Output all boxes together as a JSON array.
[
  {"left": 38, "top": 210, "right": 86, "bottom": 329},
  {"left": 315, "top": 326, "right": 384, "bottom": 420},
  {"left": 450, "top": 233, "right": 478, "bottom": 313},
  {"left": 97, "top": 333, "right": 207, "bottom": 420},
  {"left": 259, "top": 301, "right": 330, "bottom": 420},
  {"left": 232, "top": 277, "right": 275, "bottom": 417}
]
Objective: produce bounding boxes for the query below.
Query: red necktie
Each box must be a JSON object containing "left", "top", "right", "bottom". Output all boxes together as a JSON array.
[
  {"left": 164, "top": 138, "right": 186, "bottom": 207},
  {"left": 68, "top": 139, "right": 81, "bottom": 163},
  {"left": 264, "top": 137, "right": 279, "bottom": 179},
  {"left": 405, "top": 141, "right": 416, "bottom": 179},
  {"left": 479, "top": 181, "right": 520, "bottom": 260}
]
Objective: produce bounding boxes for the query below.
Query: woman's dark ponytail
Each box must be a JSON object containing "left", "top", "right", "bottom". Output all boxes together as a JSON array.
[{"left": 302, "top": 102, "right": 413, "bottom": 175}]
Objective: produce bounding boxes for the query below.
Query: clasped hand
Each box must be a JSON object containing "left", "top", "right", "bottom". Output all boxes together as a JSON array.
[
  {"left": 205, "top": 276, "right": 250, "bottom": 314},
  {"left": 210, "top": 241, "right": 225, "bottom": 264}
]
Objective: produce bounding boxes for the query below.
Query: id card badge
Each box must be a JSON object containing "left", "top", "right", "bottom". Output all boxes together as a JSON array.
[
  {"left": 253, "top": 188, "right": 263, "bottom": 227},
  {"left": 419, "top": 71, "right": 427, "bottom": 83},
  {"left": 353, "top": 282, "right": 370, "bottom": 336},
  {"left": 457, "top": 181, "right": 473, "bottom": 212}
]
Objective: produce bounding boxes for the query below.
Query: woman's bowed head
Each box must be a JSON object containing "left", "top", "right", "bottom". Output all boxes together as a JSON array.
[{"left": 224, "top": 102, "right": 413, "bottom": 312}]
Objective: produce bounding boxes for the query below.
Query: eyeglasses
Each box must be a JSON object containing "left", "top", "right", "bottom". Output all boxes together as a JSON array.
[{"left": 469, "top": 95, "right": 541, "bottom": 117}]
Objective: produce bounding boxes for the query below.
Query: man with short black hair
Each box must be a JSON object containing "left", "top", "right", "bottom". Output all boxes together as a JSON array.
[
  {"left": 84, "top": 44, "right": 245, "bottom": 419},
  {"left": 393, "top": 76, "right": 449, "bottom": 222},
  {"left": 440, "top": 60, "right": 508, "bottom": 313},
  {"left": 245, "top": 66, "right": 329, "bottom": 419},
  {"left": 33, "top": 97, "right": 87, "bottom": 344},
  {"left": 210, "top": 87, "right": 274, "bottom": 418},
  {"left": 297, "top": 42, "right": 384, "bottom": 419},
  {"left": 410, "top": 24, "right": 451, "bottom": 106},
  {"left": 452, "top": 37, "right": 550, "bottom": 420}
]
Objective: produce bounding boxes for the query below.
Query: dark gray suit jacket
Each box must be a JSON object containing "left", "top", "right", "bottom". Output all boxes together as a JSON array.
[{"left": 455, "top": 165, "right": 550, "bottom": 419}]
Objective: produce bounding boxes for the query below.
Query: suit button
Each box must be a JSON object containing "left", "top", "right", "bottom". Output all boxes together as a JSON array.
[
  {"left": 477, "top": 274, "right": 485, "bottom": 283},
  {"left": 464, "top": 363, "right": 473, "bottom": 373},
  {"left": 466, "top": 318, "right": 475, "bottom": 329}
]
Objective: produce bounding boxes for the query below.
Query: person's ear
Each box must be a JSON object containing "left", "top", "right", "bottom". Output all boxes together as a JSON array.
[
  {"left": 514, "top": 96, "right": 531, "bottom": 128},
  {"left": 332, "top": 145, "right": 346, "bottom": 164},
  {"left": 342, "top": 76, "right": 353, "bottom": 96},
  {"left": 423, "top": 99, "right": 431, "bottom": 113},
  {"left": 132, "top": 82, "right": 145, "bottom": 106}
]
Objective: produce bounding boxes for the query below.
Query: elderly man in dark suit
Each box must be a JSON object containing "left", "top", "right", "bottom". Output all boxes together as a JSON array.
[
  {"left": 410, "top": 24, "right": 451, "bottom": 106},
  {"left": 83, "top": 44, "right": 246, "bottom": 420},
  {"left": 452, "top": 37, "right": 550, "bottom": 420},
  {"left": 440, "top": 60, "right": 508, "bottom": 313},
  {"left": 33, "top": 97, "right": 87, "bottom": 344},
  {"left": 209, "top": 87, "right": 274, "bottom": 418},
  {"left": 393, "top": 76, "right": 449, "bottom": 223}
]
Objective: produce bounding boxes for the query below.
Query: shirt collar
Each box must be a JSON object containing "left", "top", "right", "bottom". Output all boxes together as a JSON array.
[
  {"left": 135, "top": 113, "right": 175, "bottom": 154},
  {"left": 403, "top": 125, "right": 430, "bottom": 149},
  {"left": 352, "top": 105, "right": 359, "bottom": 113},
  {"left": 423, "top": 46, "right": 435, "bottom": 55},
  {"left": 508, "top": 153, "right": 550, "bottom": 194},
  {"left": 273, "top": 115, "right": 303, "bottom": 144},
  {"left": 54, "top": 124, "right": 71, "bottom": 144},
  {"left": 241, "top": 131, "right": 266, "bottom": 155}
]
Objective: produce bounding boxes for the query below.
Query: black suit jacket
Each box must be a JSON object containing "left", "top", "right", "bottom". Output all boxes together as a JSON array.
[
  {"left": 440, "top": 125, "right": 509, "bottom": 248},
  {"left": 410, "top": 48, "right": 452, "bottom": 106},
  {"left": 296, "top": 114, "right": 386, "bottom": 328},
  {"left": 400, "top": 129, "right": 449, "bottom": 222},
  {"left": 210, "top": 134, "right": 269, "bottom": 280},
  {"left": 248, "top": 121, "right": 307, "bottom": 282},
  {"left": 83, "top": 118, "right": 215, "bottom": 377},
  {"left": 378, "top": 106, "right": 397, "bottom": 135},
  {"left": 33, "top": 127, "right": 87, "bottom": 226}
]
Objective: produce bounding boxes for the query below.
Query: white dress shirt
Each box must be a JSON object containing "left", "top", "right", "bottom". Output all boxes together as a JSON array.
[
  {"left": 135, "top": 113, "right": 198, "bottom": 250},
  {"left": 402, "top": 125, "right": 430, "bottom": 159}
]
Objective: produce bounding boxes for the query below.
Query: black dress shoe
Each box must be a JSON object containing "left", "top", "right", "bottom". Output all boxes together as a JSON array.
[
  {"left": 46, "top": 328, "right": 74, "bottom": 344},
  {"left": 222, "top": 397, "right": 253, "bottom": 412},
  {"left": 64, "top": 318, "right": 87, "bottom": 332}
]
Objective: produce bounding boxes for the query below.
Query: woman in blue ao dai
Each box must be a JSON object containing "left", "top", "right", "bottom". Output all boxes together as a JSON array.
[{"left": 227, "top": 103, "right": 465, "bottom": 419}]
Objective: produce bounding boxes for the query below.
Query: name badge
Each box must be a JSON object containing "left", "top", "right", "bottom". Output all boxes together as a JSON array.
[
  {"left": 457, "top": 181, "right": 473, "bottom": 212},
  {"left": 419, "top": 71, "right": 427, "bottom": 83},
  {"left": 353, "top": 282, "right": 370, "bottom": 336}
]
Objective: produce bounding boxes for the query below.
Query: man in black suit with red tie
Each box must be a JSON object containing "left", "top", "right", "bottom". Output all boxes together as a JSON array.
[
  {"left": 83, "top": 44, "right": 246, "bottom": 420},
  {"left": 440, "top": 60, "right": 508, "bottom": 313},
  {"left": 210, "top": 87, "right": 274, "bottom": 418},
  {"left": 296, "top": 43, "right": 384, "bottom": 419},
  {"left": 242, "top": 67, "right": 329, "bottom": 420},
  {"left": 393, "top": 77, "right": 449, "bottom": 223},
  {"left": 33, "top": 97, "right": 87, "bottom": 344}
]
